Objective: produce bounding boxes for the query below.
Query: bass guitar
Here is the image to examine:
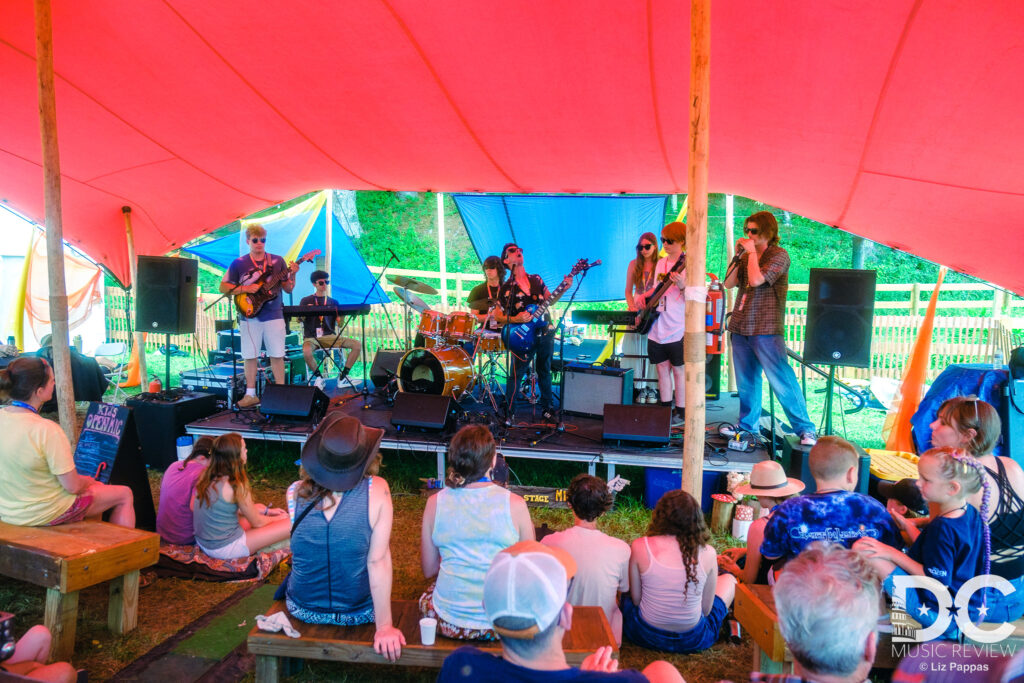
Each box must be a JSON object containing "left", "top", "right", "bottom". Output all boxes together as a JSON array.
[
  {"left": 633, "top": 253, "right": 685, "bottom": 335},
  {"left": 501, "top": 258, "right": 598, "bottom": 356},
  {"left": 234, "top": 249, "right": 321, "bottom": 318}
]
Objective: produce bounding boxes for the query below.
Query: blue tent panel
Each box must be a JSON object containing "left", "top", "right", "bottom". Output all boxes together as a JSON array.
[
  {"left": 453, "top": 194, "right": 668, "bottom": 302},
  {"left": 182, "top": 233, "right": 239, "bottom": 269}
]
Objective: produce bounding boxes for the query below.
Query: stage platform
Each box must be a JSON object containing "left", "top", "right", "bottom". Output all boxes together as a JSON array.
[{"left": 185, "top": 383, "right": 783, "bottom": 481}]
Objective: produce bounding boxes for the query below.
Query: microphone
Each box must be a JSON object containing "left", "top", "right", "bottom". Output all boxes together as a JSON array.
[
  {"left": 387, "top": 247, "right": 401, "bottom": 263},
  {"left": 591, "top": 259, "right": 602, "bottom": 267},
  {"left": 730, "top": 244, "right": 745, "bottom": 265}
]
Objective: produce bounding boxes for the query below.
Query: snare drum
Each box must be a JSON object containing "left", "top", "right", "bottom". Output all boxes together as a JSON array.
[
  {"left": 444, "top": 312, "right": 477, "bottom": 342},
  {"left": 476, "top": 332, "right": 504, "bottom": 354},
  {"left": 417, "top": 310, "right": 446, "bottom": 339},
  {"left": 398, "top": 345, "right": 475, "bottom": 398}
]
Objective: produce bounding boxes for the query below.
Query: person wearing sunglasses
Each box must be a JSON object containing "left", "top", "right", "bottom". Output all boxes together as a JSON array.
[
  {"left": 220, "top": 223, "right": 297, "bottom": 408},
  {"left": 721, "top": 211, "right": 817, "bottom": 447},
  {"left": 623, "top": 232, "right": 661, "bottom": 404},
  {"left": 299, "top": 270, "right": 363, "bottom": 385},
  {"left": 634, "top": 222, "right": 688, "bottom": 428}
]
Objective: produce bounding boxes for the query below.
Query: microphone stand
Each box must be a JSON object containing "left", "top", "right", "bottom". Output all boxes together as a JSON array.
[{"left": 351, "top": 250, "right": 400, "bottom": 408}]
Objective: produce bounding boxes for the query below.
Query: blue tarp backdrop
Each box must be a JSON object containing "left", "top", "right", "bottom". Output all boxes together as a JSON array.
[{"left": 453, "top": 194, "right": 668, "bottom": 302}]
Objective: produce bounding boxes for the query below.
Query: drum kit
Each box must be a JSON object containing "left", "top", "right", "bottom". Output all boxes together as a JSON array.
[{"left": 386, "top": 274, "right": 507, "bottom": 411}]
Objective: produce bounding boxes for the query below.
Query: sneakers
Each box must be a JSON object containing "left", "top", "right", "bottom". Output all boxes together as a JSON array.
[
  {"left": 800, "top": 431, "right": 818, "bottom": 446},
  {"left": 237, "top": 394, "right": 260, "bottom": 408},
  {"left": 671, "top": 411, "right": 685, "bottom": 428},
  {"left": 313, "top": 376, "right": 326, "bottom": 392}
]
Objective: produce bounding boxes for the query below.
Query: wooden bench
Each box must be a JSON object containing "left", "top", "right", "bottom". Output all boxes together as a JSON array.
[
  {"left": 247, "top": 599, "right": 617, "bottom": 682},
  {"left": 0, "top": 520, "right": 159, "bottom": 662},
  {"left": 735, "top": 583, "right": 905, "bottom": 673}
]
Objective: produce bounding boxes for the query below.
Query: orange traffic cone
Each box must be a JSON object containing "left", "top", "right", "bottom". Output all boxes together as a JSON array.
[{"left": 118, "top": 334, "right": 146, "bottom": 388}]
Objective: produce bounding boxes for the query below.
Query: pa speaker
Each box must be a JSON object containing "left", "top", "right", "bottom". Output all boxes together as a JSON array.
[
  {"left": 705, "top": 354, "right": 721, "bottom": 401},
  {"left": 562, "top": 363, "right": 632, "bottom": 418},
  {"left": 391, "top": 392, "right": 454, "bottom": 431},
  {"left": 370, "top": 350, "right": 405, "bottom": 389},
  {"left": 260, "top": 385, "right": 329, "bottom": 422},
  {"left": 804, "top": 268, "right": 876, "bottom": 368},
  {"left": 137, "top": 256, "right": 198, "bottom": 335},
  {"left": 602, "top": 404, "right": 671, "bottom": 445}
]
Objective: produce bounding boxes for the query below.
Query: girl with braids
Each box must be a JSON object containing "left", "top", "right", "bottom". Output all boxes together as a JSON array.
[
  {"left": 856, "top": 447, "right": 990, "bottom": 640},
  {"left": 191, "top": 433, "right": 290, "bottom": 560},
  {"left": 623, "top": 490, "right": 736, "bottom": 653}
]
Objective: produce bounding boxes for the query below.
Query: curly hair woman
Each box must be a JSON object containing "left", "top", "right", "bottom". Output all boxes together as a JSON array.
[{"left": 623, "top": 490, "right": 736, "bottom": 653}]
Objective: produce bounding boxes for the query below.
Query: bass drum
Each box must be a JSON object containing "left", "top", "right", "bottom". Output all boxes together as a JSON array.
[{"left": 398, "top": 346, "right": 475, "bottom": 398}]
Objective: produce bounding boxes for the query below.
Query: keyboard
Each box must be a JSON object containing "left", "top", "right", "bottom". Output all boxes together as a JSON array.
[
  {"left": 570, "top": 310, "right": 636, "bottom": 327},
  {"left": 282, "top": 304, "right": 371, "bottom": 319}
]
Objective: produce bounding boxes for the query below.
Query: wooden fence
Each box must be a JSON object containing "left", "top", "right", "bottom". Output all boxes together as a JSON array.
[{"left": 105, "top": 274, "right": 1022, "bottom": 381}]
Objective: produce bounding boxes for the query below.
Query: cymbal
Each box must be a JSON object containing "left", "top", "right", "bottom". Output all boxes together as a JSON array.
[
  {"left": 392, "top": 287, "right": 429, "bottom": 313},
  {"left": 466, "top": 297, "right": 492, "bottom": 310},
  {"left": 387, "top": 274, "right": 437, "bottom": 295}
]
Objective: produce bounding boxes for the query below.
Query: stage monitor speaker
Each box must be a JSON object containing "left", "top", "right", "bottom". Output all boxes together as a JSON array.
[
  {"left": 260, "top": 385, "right": 329, "bottom": 422},
  {"left": 705, "top": 354, "right": 721, "bottom": 401},
  {"left": 370, "top": 350, "right": 405, "bottom": 389},
  {"left": 391, "top": 392, "right": 455, "bottom": 431},
  {"left": 602, "top": 404, "right": 672, "bottom": 445},
  {"left": 136, "top": 256, "right": 198, "bottom": 335},
  {"left": 562, "top": 363, "right": 632, "bottom": 419},
  {"left": 803, "top": 268, "right": 876, "bottom": 368},
  {"left": 125, "top": 392, "right": 219, "bottom": 469},
  {"left": 781, "top": 434, "right": 870, "bottom": 495}
]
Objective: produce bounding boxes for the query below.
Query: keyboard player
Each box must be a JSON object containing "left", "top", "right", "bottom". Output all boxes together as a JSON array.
[{"left": 299, "top": 270, "right": 362, "bottom": 382}]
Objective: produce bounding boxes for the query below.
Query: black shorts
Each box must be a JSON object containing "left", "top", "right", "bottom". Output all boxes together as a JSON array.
[{"left": 648, "top": 337, "right": 684, "bottom": 366}]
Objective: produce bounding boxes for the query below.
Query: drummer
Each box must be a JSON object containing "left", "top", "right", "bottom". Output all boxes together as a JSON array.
[{"left": 467, "top": 255, "right": 506, "bottom": 331}]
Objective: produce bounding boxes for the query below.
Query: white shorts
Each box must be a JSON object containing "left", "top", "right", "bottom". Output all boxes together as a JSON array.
[
  {"left": 198, "top": 535, "right": 250, "bottom": 560},
  {"left": 239, "top": 318, "right": 286, "bottom": 360}
]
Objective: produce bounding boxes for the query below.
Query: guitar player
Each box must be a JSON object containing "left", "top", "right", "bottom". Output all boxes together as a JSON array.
[
  {"left": 219, "top": 224, "right": 297, "bottom": 408},
  {"left": 494, "top": 243, "right": 571, "bottom": 421},
  {"left": 634, "top": 221, "right": 687, "bottom": 428}
]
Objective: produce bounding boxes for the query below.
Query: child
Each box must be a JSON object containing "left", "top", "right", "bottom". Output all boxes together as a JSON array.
[
  {"left": 855, "top": 447, "right": 991, "bottom": 639},
  {"left": 156, "top": 436, "right": 213, "bottom": 545},
  {"left": 191, "top": 433, "right": 291, "bottom": 560},
  {"left": 878, "top": 477, "right": 928, "bottom": 545}
]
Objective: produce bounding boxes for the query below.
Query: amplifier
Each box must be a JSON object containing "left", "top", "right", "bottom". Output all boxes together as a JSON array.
[
  {"left": 180, "top": 363, "right": 244, "bottom": 401},
  {"left": 552, "top": 339, "right": 611, "bottom": 372},
  {"left": 602, "top": 404, "right": 671, "bottom": 445},
  {"left": 125, "top": 392, "right": 219, "bottom": 469},
  {"left": 260, "top": 385, "right": 329, "bottom": 422},
  {"left": 561, "top": 362, "right": 632, "bottom": 418}
]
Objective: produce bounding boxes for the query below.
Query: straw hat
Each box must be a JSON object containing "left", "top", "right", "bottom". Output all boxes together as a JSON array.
[
  {"left": 300, "top": 414, "right": 384, "bottom": 492},
  {"left": 732, "top": 460, "right": 805, "bottom": 498}
]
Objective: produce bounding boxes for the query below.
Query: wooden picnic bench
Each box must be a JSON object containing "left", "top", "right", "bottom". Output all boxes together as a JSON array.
[
  {"left": 247, "top": 599, "right": 617, "bottom": 682},
  {"left": 0, "top": 520, "right": 159, "bottom": 662}
]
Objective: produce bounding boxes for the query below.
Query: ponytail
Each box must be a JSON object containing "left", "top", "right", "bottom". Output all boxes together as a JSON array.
[{"left": 0, "top": 357, "right": 50, "bottom": 402}]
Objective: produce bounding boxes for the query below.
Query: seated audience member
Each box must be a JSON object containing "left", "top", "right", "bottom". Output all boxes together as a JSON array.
[
  {"left": 191, "top": 433, "right": 291, "bottom": 560},
  {"left": 720, "top": 460, "right": 804, "bottom": 585},
  {"left": 420, "top": 425, "right": 534, "bottom": 640},
  {"left": 35, "top": 334, "right": 109, "bottom": 411},
  {"left": 156, "top": 436, "right": 213, "bottom": 545},
  {"left": 877, "top": 477, "right": 928, "bottom": 545},
  {"left": 623, "top": 490, "right": 736, "bottom": 653},
  {"left": 541, "top": 474, "right": 630, "bottom": 645},
  {"left": 0, "top": 356, "right": 135, "bottom": 527},
  {"left": 0, "top": 624, "right": 76, "bottom": 683},
  {"left": 760, "top": 436, "right": 902, "bottom": 577},
  {"left": 284, "top": 415, "right": 404, "bottom": 661},
  {"left": 438, "top": 541, "right": 685, "bottom": 682}
]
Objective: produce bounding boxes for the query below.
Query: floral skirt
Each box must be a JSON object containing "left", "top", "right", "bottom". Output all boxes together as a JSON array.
[{"left": 418, "top": 581, "right": 496, "bottom": 641}]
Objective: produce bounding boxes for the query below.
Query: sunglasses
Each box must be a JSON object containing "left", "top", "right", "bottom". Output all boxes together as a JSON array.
[
  {"left": 637, "top": 243, "right": 655, "bottom": 251},
  {"left": 744, "top": 227, "right": 759, "bottom": 235},
  {"left": 661, "top": 237, "right": 676, "bottom": 245},
  {"left": 316, "top": 279, "right": 330, "bottom": 285},
  {"left": 250, "top": 237, "right": 266, "bottom": 243},
  {"left": 505, "top": 247, "right": 522, "bottom": 255}
]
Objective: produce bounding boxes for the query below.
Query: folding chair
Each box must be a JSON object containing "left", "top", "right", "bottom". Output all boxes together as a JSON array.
[{"left": 93, "top": 341, "right": 128, "bottom": 402}]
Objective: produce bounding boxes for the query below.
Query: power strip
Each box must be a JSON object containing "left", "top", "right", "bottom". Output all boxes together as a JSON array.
[{"left": 727, "top": 437, "right": 753, "bottom": 452}]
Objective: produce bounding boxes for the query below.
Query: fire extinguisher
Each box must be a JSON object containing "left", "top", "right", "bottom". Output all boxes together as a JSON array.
[
  {"left": 706, "top": 274, "right": 725, "bottom": 355},
  {"left": 148, "top": 375, "right": 162, "bottom": 393}
]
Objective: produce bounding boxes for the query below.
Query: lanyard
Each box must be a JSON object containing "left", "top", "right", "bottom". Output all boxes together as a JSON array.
[{"left": 9, "top": 400, "right": 37, "bottom": 413}]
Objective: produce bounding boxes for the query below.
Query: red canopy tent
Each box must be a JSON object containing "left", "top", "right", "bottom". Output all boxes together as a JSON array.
[{"left": 2, "top": 1, "right": 1022, "bottom": 292}]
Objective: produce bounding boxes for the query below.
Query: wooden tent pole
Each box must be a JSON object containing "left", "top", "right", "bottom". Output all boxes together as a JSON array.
[
  {"left": 122, "top": 206, "right": 146, "bottom": 385},
  {"left": 682, "top": 0, "right": 711, "bottom": 497},
  {"left": 437, "top": 193, "right": 448, "bottom": 311},
  {"left": 34, "top": 0, "right": 76, "bottom": 442}
]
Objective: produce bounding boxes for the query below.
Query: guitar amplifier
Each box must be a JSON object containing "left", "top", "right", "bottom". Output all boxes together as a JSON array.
[{"left": 561, "top": 362, "right": 633, "bottom": 418}]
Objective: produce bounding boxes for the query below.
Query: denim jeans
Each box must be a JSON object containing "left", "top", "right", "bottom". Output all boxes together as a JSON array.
[
  {"left": 621, "top": 593, "right": 727, "bottom": 653},
  {"left": 506, "top": 331, "right": 554, "bottom": 412},
  {"left": 983, "top": 574, "right": 1024, "bottom": 623},
  {"left": 731, "top": 332, "right": 815, "bottom": 436}
]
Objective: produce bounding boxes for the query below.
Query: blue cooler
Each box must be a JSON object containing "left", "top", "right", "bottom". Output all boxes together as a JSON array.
[{"left": 644, "top": 468, "right": 726, "bottom": 512}]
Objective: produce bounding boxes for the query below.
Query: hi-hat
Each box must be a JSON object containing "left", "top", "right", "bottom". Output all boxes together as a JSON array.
[
  {"left": 466, "top": 297, "right": 492, "bottom": 310},
  {"left": 392, "top": 287, "right": 429, "bottom": 312},
  {"left": 387, "top": 274, "right": 437, "bottom": 295}
]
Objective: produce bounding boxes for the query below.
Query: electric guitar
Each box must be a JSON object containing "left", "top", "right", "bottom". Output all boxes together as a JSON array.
[
  {"left": 633, "top": 253, "right": 685, "bottom": 335},
  {"left": 501, "top": 258, "right": 597, "bottom": 355},
  {"left": 233, "top": 249, "right": 321, "bottom": 318}
]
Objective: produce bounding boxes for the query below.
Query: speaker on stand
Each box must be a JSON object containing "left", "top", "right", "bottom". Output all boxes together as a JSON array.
[
  {"left": 803, "top": 268, "right": 876, "bottom": 435},
  {"left": 137, "top": 256, "right": 199, "bottom": 389}
]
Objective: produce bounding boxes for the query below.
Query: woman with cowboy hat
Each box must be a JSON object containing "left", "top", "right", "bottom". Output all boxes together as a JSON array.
[
  {"left": 720, "top": 460, "right": 805, "bottom": 585},
  {"left": 284, "top": 415, "right": 405, "bottom": 661}
]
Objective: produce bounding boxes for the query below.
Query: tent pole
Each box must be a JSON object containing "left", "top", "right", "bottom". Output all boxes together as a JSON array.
[
  {"left": 437, "top": 192, "right": 448, "bottom": 311},
  {"left": 122, "top": 206, "right": 147, "bottom": 385},
  {"left": 325, "top": 190, "right": 333, "bottom": 296},
  {"left": 34, "top": 0, "right": 76, "bottom": 442},
  {"left": 682, "top": 0, "right": 710, "bottom": 498},
  {"left": 724, "top": 194, "right": 736, "bottom": 392}
]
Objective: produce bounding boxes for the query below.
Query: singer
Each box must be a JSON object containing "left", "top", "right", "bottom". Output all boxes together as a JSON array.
[{"left": 721, "top": 211, "right": 817, "bottom": 447}]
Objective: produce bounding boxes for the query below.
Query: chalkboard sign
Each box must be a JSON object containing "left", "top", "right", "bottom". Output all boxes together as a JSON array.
[{"left": 74, "top": 403, "right": 131, "bottom": 483}]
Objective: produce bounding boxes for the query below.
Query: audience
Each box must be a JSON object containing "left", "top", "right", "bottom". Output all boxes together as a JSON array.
[
  {"left": 760, "top": 435, "right": 901, "bottom": 577},
  {"left": 623, "top": 490, "right": 735, "bottom": 653},
  {"left": 420, "top": 425, "right": 534, "bottom": 640},
  {"left": 878, "top": 477, "right": 927, "bottom": 546},
  {"left": 0, "top": 624, "right": 76, "bottom": 683},
  {"left": 156, "top": 436, "right": 213, "bottom": 545},
  {"left": 437, "top": 540, "right": 685, "bottom": 682},
  {"left": 720, "top": 460, "right": 804, "bottom": 585},
  {"left": 0, "top": 356, "right": 135, "bottom": 527},
  {"left": 541, "top": 474, "right": 630, "bottom": 645},
  {"left": 34, "top": 334, "right": 109, "bottom": 412},
  {"left": 284, "top": 415, "right": 404, "bottom": 661},
  {"left": 191, "top": 433, "right": 291, "bottom": 559}
]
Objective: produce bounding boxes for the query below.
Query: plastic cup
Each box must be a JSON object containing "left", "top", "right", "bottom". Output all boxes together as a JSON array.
[
  {"left": 176, "top": 435, "right": 194, "bottom": 461},
  {"left": 419, "top": 617, "right": 437, "bottom": 646}
]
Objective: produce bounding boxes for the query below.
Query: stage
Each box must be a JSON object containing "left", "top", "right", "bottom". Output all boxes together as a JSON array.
[{"left": 185, "top": 381, "right": 780, "bottom": 481}]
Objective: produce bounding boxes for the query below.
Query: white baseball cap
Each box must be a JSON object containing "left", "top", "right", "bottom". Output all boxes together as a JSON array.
[{"left": 483, "top": 541, "right": 578, "bottom": 639}]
